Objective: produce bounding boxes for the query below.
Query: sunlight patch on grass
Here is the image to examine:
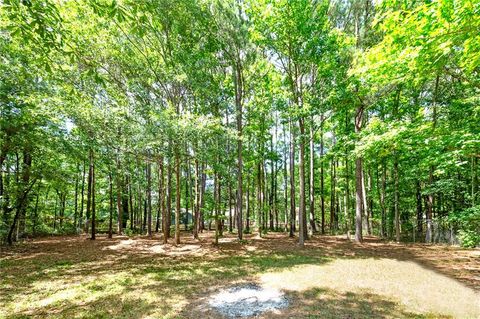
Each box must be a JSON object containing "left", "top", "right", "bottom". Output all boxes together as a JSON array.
[{"left": 259, "top": 257, "right": 480, "bottom": 318}]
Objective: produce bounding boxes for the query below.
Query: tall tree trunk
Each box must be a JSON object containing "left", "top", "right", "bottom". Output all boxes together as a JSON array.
[
  {"left": 185, "top": 159, "right": 191, "bottom": 231},
  {"left": 146, "top": 157, "right": 152, "bottom": 237},
  {"left": 158, "top": 157, "right": 167, "bottom": 244},
  {"left": 320, "top": 119, "right": 326, "bottom": 234},
  {"left": 354, "top": 106, "right": 364, "bottom": 243},
  {"left": 235, "top": 63, "right": 244, "bottom": 240},
  {"left": 74, "top": 164, "right": 79, "bottom": 231},
  {"left": 7, "top": 149, "right": 33, "bottom": 245},
  {"left": 175, "top": 151, "right": 181, "bottom": 245},
  {"left": 394, "top": 155, "right": 400, "bottom": 242},
  {"left": 246, "top": 175, "right": 250, "bottom": 233},
  {"left": 228, "top": 184, "right": 233, "bottom": 232},
  {"left": 309, "top": 118, "right": 316, "bottom": 232},
  {"left": 129, "top": 176, "right": 134, "bottom": 231},
  {"left": 416, "top": 180, "right": 423, "bottom": 236},
  {"left": 32, "top": 185, "right": 40, "bottom": 236},
  {"left": 116, "top": 155, "right": 123, "bottom": 235},
  {"left": 472, "top": 157, "right": 477, "bottom": 207},
  {"left": 330, "top": 157, "right": 336, "bottom": 233},
  {"left": 269, "top": 136, "right": 275, "bottom": 231},
  {"left": 214, "top": 171, "right": 219, "bottom": 245},
  {"left": 344, "top": 157, "right": 350, "bottom": 237},
  {"left": 193, "top": 158, "right": 200, "bottom": 239},
  {"left": 85, "top": 149, "right": 93, "bottom": 234},
  {"left": 108, "top": 172, "right": 113, "bottom": 239},
  {"left": 426, "top": 166, "right": 434, "bottom": 243},
  {"left": 200, "top": 166, "right": 206, "bottom": 232},
  {"left": 90, "top": 150, "right": 96, "bottom": 240},
  {"left": 257, "top": 162, "right": 263, "bottom": 237},
  {"left": 289, "top": 119, "right": 296, "bottom": 237},
  {"left": 361, "top": 167, "right": 370, "bottom": 235},
  {"left": 426, "top": 75, "right": 440, "bottom": 243},
  {"left": 166, "top": 159, "right": 172, "bottom": 240},
  {"left": 298, "top": 118, "right": 306, "bottom": 246},
  {"left": 283, "top": 128, "right": 288, "bottom": 232}
]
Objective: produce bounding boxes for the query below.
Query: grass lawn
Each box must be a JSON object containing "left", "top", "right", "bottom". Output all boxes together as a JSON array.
[{"left": 1, "top": 232, "right": 479, "bottom": 318}]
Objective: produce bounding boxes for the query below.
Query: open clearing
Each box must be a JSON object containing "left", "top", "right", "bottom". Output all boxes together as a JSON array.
[{"left": 1, "top": 233, "right": 479, "bottom": 319}]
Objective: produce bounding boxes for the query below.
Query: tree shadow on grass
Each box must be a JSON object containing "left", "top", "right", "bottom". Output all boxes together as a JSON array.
[
  {"left": 4, "top": 292, "right": 157, "bottom": 319},
  {"left": 279, "top": 288, "right": 445, "bottom": 319},
  {"left": 184, "top": 287, "right": 439, "bottom": 319},
  {"left": 1, "top": 233, "right": 477, "bottom": 318},
  {"left": 1, "top": 238, "right": 332, "bottom": 319}
]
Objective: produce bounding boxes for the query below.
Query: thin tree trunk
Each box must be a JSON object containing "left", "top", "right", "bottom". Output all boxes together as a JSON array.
[
  {"left": 257, "top": 162, "right": 263, "bottom": 237},
  {"left": 344, "top": 157, "right": 350, "bottom": 237},
  {"left": 85, "top": 149, "right": 93, "bottom": 234},
  {"left": 330, "top": 156, "right": 336, "bottom": 233},
  {"left": 108, "top": 172, "right": 113, "bottom": 239},
  {"left": 289, "top": 119, "right": 296, "bottom": 237},
  {"left": 214, "top": 171, "right": 219, "bottom": 245},
  {"left": 309, "top": 119, "right": 316, "bottom": 233},
  {"left": 175, "top": 151, "right": 181, "bottom": 245},
  {"left": 129, "top": 176, "right": 134, "bottom": 230},
  {"left": 320, "top": 119, "right": 325, "bottom": 234},
  {"left": 416, "top": 180, "right": 423, "bottom": 236},
  {"left": 193, "top": 158, "right": 200, "bottom": 239},
  {"left": 74, "top": 164, "right": 79, "bottom": 230},
  {"left": 147, "top": 157, "right": 152, "bottom": 237},
  {"left": 394, "top": 155, "right": 400, "bottom": 242},
  {"left": 116, "top": 155, "right": 123, "bottom": 235},
  {"left": 91, "top": 150, "right": 96, "bottom": 240},
  {"left": 298, "top": 117, "right": 306, "bottom": 246},
  {"left": 246, "top": 175, "right": 250, "bottom": 233},
  {"left": 7, "top": 150, "right": 33, "bottom": 245}
]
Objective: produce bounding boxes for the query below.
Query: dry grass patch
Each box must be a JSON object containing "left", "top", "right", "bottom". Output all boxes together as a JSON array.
[{"left": 260, "top": 258, "right": 480, "bottom": 318}]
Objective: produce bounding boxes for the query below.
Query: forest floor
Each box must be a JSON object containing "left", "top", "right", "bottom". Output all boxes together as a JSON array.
[{"left": 1, "top": 232, "right": 479, "bottom": 319}]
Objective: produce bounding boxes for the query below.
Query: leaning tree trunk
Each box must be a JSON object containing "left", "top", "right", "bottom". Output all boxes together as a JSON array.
[
  {"left": 193, "top": 158, "right": 200, "bottom": 239},
  {"left": 7, "top": 149, "right": 33, "bottom": 245}
]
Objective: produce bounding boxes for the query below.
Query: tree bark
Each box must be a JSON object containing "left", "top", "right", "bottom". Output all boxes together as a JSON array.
[
  {"left": 108, "top": 172, "right": 113, "bottom": 238},
  {"left": 175, "top": 151, "right": 181, "bottom": 245},
  {"left": 289, "top": 119, "right": 296, "bottom": 237},
  {"left": 85, "top": 149, "right": 93, "bottom": 234},
  {"left": 309, "top": 118, "right": 316, "bottom": 232},
  {"left": 90, "top": 150, "right": 96, "bottom": 240},
  {"left": 115, "top": 155, "right": 123, "bottom": 235},
  {"left": 320, "top": 119, "right": 325, "bottom": 234},
  {"left": 394, "top": 155, "right": 400, "bottom": 242},
  {"left": 354, "top": 106, "right": 364, "bottom": 243},
  {"left": 146, "top": 156, "right": 152, "bottom": 237},
  {"left": 298, "top": 117, "right": 306, "bottom": 246}
]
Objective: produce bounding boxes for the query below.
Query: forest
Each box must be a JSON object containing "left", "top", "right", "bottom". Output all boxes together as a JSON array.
[{"left": 1, "top": 0, "right": 479, "bottom": 318}]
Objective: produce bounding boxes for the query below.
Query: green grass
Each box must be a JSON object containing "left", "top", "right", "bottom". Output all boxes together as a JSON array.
[{"left": 1, "top": 234, "right": 479, "bottom": 318}]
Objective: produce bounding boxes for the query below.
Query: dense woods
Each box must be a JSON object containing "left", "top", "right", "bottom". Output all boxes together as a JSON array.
[{"left": 1, "top": 0, "right": 479, "bottom": 247}]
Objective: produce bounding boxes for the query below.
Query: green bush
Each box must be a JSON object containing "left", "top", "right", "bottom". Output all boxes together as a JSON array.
[{"left": 450, "top": 206, "right": 480, "bottom": 248}]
